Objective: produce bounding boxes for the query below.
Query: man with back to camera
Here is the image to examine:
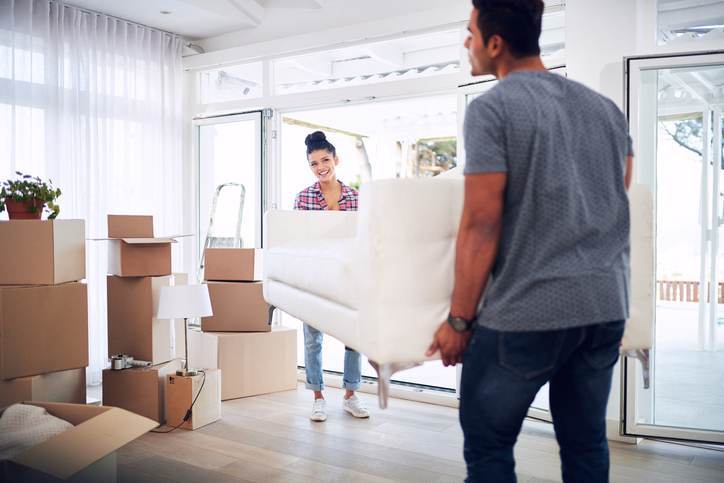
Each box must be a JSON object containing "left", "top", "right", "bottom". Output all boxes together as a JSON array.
[{"left": 426, "top": 1, "right": 633, "bottom": 482}]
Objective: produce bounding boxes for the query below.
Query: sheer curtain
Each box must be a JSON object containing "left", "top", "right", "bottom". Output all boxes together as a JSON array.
[{"left": 0, "top": 0, "right": 185, "bottom": 385}]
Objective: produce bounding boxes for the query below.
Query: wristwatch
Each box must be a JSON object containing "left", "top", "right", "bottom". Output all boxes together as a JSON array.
[{"left": 447, "top": 313, "right": 475, "bottom": 333}]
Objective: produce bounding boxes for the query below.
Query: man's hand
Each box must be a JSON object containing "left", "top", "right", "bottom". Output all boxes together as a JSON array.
[{"left": 426, "top": 321, "right": 472, "bottom": 366}]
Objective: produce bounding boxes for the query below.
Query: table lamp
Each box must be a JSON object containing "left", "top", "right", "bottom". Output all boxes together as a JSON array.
[{"left": 156, "top": 284, "right": 213, "bottom": 377}]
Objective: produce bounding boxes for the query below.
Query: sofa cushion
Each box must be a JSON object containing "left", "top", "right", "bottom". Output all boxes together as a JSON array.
[{"left": 265, "top": 239, "right": 358, "bottom": 310}]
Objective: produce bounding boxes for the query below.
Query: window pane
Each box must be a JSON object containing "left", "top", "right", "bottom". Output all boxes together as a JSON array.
[
  {"left": 198, "top": 115, "right": 261, "bottom": 257},
  {"left": 273, "top": 29, "right": 461, "bottom": 95}
]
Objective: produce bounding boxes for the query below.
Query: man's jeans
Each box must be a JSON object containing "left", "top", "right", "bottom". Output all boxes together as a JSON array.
[
  {"left": 303, "top": 323, "right": 362, "bottom": 391},
  {"left": 460, "top": 320, "right": 625, "bottom": 483}
]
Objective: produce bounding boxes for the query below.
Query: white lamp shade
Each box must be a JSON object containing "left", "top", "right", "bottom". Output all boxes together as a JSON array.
[{"left": 156, "top": 284, "right": 213, "bottom": 319}]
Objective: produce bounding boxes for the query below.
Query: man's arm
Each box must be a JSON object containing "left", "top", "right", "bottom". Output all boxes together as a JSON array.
[
  {"left": 451, "top": 172, "right": 507, "bottom": 319},
  {"left": 427, "top": 172, "right": 507, "bottom": 365}
]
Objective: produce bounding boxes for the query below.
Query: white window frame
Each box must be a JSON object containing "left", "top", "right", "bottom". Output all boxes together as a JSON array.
[{"left": 624, "top": 50, "right": 724, "bottom": 444}]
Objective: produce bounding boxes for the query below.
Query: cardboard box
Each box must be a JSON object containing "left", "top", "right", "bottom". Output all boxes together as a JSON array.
[
  {"left": 212, "top": 326, "right": 297, "bottom": 401},
  {"left": 102, "top": 359, "right": 183, "bottom": 423},
  {"left": 103, "top": 215, "right": 178, "bottom": 277},
  {"left": 107, "top": 275, "right": 174, "bottom": 364},
  {"left": 0, "top": 368, "right": 86, "bottom": 407},
  {"left": 0, "top": 219, "right": 85, "bottom": 285},
  {"left": 204, "top": 248, "right": 263, "bottom": 282},
  {"left": 165, "top": 368, "right": 221, "bottom": 430},
  {"left": 0, "top": 283, "right": 88, "bottom": 380},
  {"left": 2, "top": 401, "right": 156, "bottom": 482},
  {"left": 183, "top": 328, "right": 219, "bottom": 369},
  {"left": 201, "top": 281, "right": 270, "bottom": 332}
]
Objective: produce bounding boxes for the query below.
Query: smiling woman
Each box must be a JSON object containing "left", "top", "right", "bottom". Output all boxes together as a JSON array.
[{"left": 292, "top": 130, "right": 369, "bottom": 422}]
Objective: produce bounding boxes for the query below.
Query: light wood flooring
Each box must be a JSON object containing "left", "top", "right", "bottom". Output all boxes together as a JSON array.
[{"left": 117, "top": 384, "right": 724, "bottom": 483}]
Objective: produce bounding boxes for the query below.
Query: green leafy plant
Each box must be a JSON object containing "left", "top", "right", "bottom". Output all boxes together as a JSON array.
[{"left": 0, "top": 172, "right": 62, "bottom": 219}]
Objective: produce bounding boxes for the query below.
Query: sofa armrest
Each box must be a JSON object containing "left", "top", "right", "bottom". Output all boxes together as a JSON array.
[{"left": 263, "top": 210, "right": 357, "bottom": 248}]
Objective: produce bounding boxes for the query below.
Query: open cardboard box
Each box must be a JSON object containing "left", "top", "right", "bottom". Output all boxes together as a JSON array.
[
  {"left": 1, "top": 401, "right": 156, "bottom": 482},
  {"left": 0, "top": 219, "right": 86, "bottom": 285},
  {"left": 91, "top": 215, "right": 188, "bottom": 277}
]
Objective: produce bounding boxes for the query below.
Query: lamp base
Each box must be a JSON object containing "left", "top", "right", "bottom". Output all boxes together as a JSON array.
[{"left": 176, "top": 369, "right": 199, "bottom": 377}]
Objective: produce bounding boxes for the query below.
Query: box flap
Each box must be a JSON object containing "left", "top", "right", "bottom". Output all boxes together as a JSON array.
[
  {"left": 11, "top": 406, "right": 157, "bottom": 480},
  {"left": 108, "top": 215, "right": 154, "bottom": 238}
]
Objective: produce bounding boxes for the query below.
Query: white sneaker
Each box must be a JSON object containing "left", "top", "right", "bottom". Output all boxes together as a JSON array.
[
  {"left": 310, "top": 398, "right": 327, "bottom": 422},
  {"left": 343, "top": 395, "right": 370, "bottom": 419}
]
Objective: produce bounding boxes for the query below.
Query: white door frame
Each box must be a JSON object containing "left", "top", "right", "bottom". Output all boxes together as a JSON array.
[
  {"left": 624, "top": 50, "right": 724, "bottom": 444},
  {"left": 193, "top": 110, "right": 265, "bottom": 272}
]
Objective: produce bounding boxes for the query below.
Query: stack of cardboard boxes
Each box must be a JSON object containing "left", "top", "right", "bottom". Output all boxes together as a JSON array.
[
  {"left": 100, "top": 215, "right": 190, "bottom": 424},
  {"left": 0, "top": 220, "right": 88, "bottom": 407},
  {"left": 193, "top": 248, "right": 297, "bottom": 401}
]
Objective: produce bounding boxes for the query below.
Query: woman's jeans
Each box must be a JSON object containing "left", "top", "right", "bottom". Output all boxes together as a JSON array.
[
  {"left": 303, "top": 323, "right": 362, "bottom": 391},
  {"left": 460, "top": 320, "right": 625, "bottom": 483}
]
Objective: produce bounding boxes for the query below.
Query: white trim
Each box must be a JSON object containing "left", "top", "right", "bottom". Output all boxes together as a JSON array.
[
  {"left": 193, "top": 110, "right": 265, "bottom": 253},
  {"left": 192, "top": 71, "right": 465, "bottom": 117}
]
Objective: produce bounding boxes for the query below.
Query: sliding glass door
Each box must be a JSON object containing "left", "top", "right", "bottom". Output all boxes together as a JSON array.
[{"left": 625, "top": 51, "right": 724, "bottom": 443}]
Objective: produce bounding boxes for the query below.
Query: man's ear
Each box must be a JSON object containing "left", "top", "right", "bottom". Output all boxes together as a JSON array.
[{"left": 487, "top": 34, "right": 504, "bottom": 57}]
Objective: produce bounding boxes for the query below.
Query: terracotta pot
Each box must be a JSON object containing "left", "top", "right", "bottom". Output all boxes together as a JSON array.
[{"left": 5, "top": 198, "right": 45, "bottom": 220}]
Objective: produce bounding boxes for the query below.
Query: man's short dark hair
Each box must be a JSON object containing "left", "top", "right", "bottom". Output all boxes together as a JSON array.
[{"left": 472, "top": 0, "right": 544, "bottom": 58}]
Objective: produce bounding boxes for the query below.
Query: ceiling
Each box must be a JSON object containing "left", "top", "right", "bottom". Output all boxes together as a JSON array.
[
  {"left": 66, "top": 0, "right": 454, "bottom": 40},
  {"left": 67, "top": 0, "right": 566, "bottom": 43}
]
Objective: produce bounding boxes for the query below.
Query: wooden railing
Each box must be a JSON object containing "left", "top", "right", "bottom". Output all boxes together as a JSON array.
[{"left": 657, "top": 280, "right": 724, "bottom": 303}]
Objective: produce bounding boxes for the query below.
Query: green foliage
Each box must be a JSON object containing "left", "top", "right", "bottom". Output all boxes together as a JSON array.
[
  {"left": 0, "top": 172, "right": 62, "bottom": 219},
  {"left": 416, "top": 137, "right": 458, "bottom": 177}
]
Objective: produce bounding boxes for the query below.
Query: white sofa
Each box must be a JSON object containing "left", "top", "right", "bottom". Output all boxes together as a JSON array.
[{"left": 263, "top": 178, "right": 653, "bottom": 406}]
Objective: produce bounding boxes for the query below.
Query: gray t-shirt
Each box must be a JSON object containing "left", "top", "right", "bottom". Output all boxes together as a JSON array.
[{"left": 464, "top": 71, "right": 631, "bottom": 332}]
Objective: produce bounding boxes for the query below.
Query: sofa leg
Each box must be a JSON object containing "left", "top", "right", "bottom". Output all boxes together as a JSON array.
[
  {"left": 267, "top": 305, "right": 276, "bottom": 326},
  {"left": 369, "top": 361, "right": 422, "bottom": 409}
]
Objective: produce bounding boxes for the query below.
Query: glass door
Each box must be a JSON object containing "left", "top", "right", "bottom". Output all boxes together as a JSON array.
[
  {"left": 625, "top": 51, "right": 724, "bottom": 443},
  {"left": 196, "top": 112, "right": 264, "bottom": 270}
]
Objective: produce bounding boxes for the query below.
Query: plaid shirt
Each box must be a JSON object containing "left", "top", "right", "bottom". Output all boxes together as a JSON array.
[{"left": 294, "top": 181, "right": 358, "bottom": 211}]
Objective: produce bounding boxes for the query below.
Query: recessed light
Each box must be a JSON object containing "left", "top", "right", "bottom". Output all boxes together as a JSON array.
[{"left": 160, "top": 10, "right": 172, "bottom": 15}]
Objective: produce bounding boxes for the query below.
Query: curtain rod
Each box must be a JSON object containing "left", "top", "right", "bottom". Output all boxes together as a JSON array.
[{"left": 55, "top": 1, "right": 181, "bottom": 39}]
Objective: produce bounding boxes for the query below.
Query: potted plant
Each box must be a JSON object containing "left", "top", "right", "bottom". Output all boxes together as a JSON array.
[{"left": 0, "top": 172, "right": 62, "bottom": 220}]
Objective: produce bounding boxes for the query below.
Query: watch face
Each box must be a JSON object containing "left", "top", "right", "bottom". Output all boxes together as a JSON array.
[{"left": 449, "top": 317, "right": 468, "bottom": 332}]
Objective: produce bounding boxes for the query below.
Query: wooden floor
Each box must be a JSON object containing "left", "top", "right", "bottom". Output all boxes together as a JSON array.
[{"left": 117, "top": 384, "right": 724, "bottom": 483}]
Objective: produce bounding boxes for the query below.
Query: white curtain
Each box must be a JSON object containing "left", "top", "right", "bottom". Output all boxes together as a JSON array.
[{"left": 0, "top": 0, "right": 185, "bottom": 385}]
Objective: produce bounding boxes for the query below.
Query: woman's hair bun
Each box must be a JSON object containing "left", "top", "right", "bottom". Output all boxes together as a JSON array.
[
  {"left": 305, "top": 131, "right": 327, "bottom": 146},
  {"left": 304, "top": 130, "right": 336, "bottom": 157}
]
